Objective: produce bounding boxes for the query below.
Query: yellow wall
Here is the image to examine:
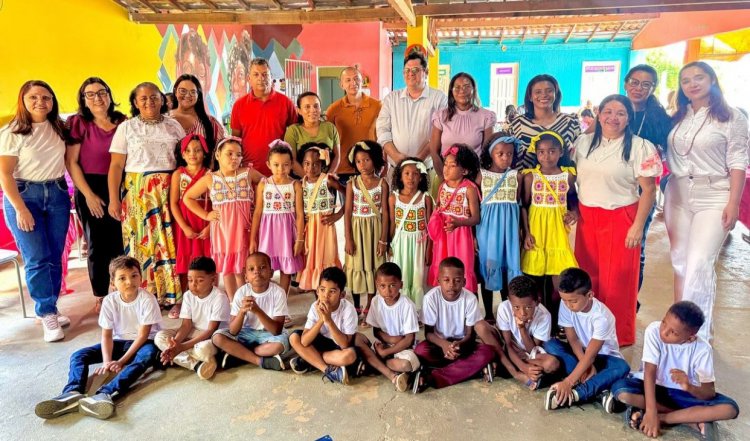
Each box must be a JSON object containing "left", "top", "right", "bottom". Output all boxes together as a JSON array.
[{"left": 0, "top": 0, "right": 164, "bottom": 124}]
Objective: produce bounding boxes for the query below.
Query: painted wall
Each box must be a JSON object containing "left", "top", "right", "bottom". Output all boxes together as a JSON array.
[{"left": 392, "top": 41, "right": 631, "bottom": 108}]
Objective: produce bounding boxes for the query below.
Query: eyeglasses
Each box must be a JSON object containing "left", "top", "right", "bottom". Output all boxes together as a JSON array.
[
  {"left": 452, "top": 85, "right": 473, "bottom": 93},
  {"left": 25, "top": 95, "right": 53, "bottom": 103},
  {"left": 177, "top": 88, "right": 199, "bottom": 97},
  {"left": 83, "top": 90, "right": 109, "bottom": 100},
  {"left": 137, "top": 95, "right": 162, "bottom": 104},
  {"left": 403, "top": 67, "right": 424, "bottom": 75},
  {"left": 626, "top": 78, "right": 654, "bottom": 90}
]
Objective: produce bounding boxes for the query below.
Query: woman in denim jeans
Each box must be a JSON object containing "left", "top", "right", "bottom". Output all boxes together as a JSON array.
[{"left": 0, "top": 80, "right": 71, "bottom": 342}]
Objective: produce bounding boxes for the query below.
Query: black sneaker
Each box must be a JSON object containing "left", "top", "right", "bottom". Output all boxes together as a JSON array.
[
  {"left": 221, "top": 352, "right": 245, "bottom": 370},
  {"left": 290, "top": 356, "right": 310, "bottom": 374},
  {"left": 35, "top": 392, "right": 84, "bottom": 419},
  {"left": 260, "top": 354, "right": 286, "bottom": 371},
  {"left": 322, "top": 365, "right": 349, "bottom": 385}
]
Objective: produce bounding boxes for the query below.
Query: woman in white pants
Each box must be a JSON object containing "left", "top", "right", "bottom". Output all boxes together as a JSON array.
[{"left": 666, "top": 61, "right": 749, "bottom": 341}]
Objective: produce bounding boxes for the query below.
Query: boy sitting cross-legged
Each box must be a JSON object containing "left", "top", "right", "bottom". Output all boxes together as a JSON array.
[
  {"left": 289, "top": 266, "right": 358, "bottom": 384},
  {"left": 354, "top": 262, "right": 420, "bottom": 392},
  {"left": 156, "top": 257, "right": 230, "bottom": 380},
  {"left": 35, "top": 256, "right": 162, "bottom": 420},
  {"left": 610, "top": 301, "right": 739, "bottom": 439}
]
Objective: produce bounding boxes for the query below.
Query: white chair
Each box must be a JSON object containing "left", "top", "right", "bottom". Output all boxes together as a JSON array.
[{"left": 0, "top": 249, "right": 30, "bottom": 318}]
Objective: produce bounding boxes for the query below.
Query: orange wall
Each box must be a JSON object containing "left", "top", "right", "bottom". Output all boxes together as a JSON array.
[{"left": 633, "top": 10, "right": 750, "bottom": 50}]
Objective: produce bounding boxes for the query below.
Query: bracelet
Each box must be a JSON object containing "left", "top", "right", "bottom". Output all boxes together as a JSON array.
[
  {"left": 296, "top": 239, "right": 305, "bottom": 242},
  {"left": 378, "top": 240, "right": 388, "bottom": 245}
]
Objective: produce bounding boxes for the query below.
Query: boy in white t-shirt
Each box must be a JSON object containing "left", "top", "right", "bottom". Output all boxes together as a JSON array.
[
  {"left": 610, "top": 301, "right": 739, "bottom": 439},
  {"left": 415, "top": 257, "right": 495, "bottom": 391},
  {"left": 354, "top": 263, "right": 420, "bottom": 392},
  {"left": 544, "top": 267, "right": 630, "bottom": 410},
  {"left": 35, "top": 257, "right": 162, "bottom": 420},
  {"left": 289, "top": 267, "right": 358, "bottom": 385},
  {"left": 155, "top": 257, "right": 229, "bottom": 380},
  {"left": 211, "top": 253, "right": 290, "bottom": 371},
  {"left": 476, "top": 275, "right": 559, "bottom": 390}
]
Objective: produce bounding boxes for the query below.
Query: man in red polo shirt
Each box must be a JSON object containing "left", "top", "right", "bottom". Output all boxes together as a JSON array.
[{"left": 231, "top": 58, "right": 297, "bottom": 175}]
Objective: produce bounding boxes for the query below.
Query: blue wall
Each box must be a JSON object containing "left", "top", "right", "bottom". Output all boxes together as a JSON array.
[{"left": 393, "top": 41, "right": 631, "bottom": 108}]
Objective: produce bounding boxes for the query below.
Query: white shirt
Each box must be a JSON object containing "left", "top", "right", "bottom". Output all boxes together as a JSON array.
[
  {"left": 305, "top": 298, "right": 358, "bottom": 339},
  {"left": 99, "top": 288, "right": 162, "bottom": 340},
  {"left": 421, "top": 287, "right": 481, "bottom": 340},
  {"left": 376, "top": 87, "right": 448, "bottom": 167},
  {"left": 668, "top": 106, "right": 749, "bottom": 177},
  {"left": 573, "top": 133, "right": 663, "bottom": 209},
  {"left": 231, "top": 283, "right": 289, "bottom": 330},
  {"left": 180, "top": 287, "right": 230, "bottom": 332},
  {"left": 496, "top": 300, "right": 551, "bottom": 348},
  {"left": 558, "top": 297, "right": 622, "bottom": 358},
  {"left": 109, "top": 116, "right": 185, "bottom": 172},
  {"left": 633, "top": 321, "right": 715, "bottom": 389},
  {"left": 366, "top": 295, "right": 420, "bottom": 341},
  {"left": 0, "top": 121, "right": 66, "bottom": 181}
]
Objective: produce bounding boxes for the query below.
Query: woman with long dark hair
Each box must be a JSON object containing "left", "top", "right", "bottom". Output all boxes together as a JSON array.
[
  {"left": 665, "top": 61, "right": 748, "bottom": 341},
  {"left": 0, "top": 80, "right": 70, "bottom": 342},
  {"left": 284, "top": 91, "right": 341, "bottom": 177},
  {"left": 65, "top": 77, "right": 127, "bottom": 312},
  {"left": 170, "top": 74, "right": 224, "bottom": 166}
]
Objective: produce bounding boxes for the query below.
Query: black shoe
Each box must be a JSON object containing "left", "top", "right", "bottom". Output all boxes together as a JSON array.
[
  {"left": 290, "top": 356, "right": 310, "bottom": 374},
  {"left": 260, "top": 355, "right": 285, "bottom": 371},
  {"left": 221, "top": 352, "right": 245, "bottom": 369}
]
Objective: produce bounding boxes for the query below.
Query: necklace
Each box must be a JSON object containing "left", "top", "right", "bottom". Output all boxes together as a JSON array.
[
  {"left": 138, "top": 114, "right": 164, "bottom": 125},
  {"left": 635, "top": 108, "right": 647, "bottom": 136},
  {"left": 218, "top": 170, "right": 237, "bottom": 199},
  {"left": 671, "top": 110, "right": 710, "bottom": 157}
]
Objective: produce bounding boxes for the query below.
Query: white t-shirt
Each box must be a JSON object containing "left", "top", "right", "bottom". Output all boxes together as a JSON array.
[
  {"left": 558, "top": 297, "right": 622, "bottom": 358},
  {"left": 496, "top": 300, "right": 551, "bottom": 348},
  {"left": 109, "top": 116, "right": 185, "bottom": 173},
  {"left": 305, "top": 298, "right": 358, "bottom": 340},
  {"left": 633, "top": 321, "right": 715, "bottom": 389},
  {"left": 366, "top": 295, "right": 420, "bottom": 341},
  {"left": 180, "top": 287, "right": 230, "bottom": 332},
  {"left": 573, "top": 133, "right": 662, "bottom": 209},
  {"left": 99, "top": 288, "right": 162, "bottom": 340},
  {"left": 421, "top": 287, "right": 481, "bottom": 340},
  {"left": 231, "top": 283, "right": 289, "bottom": 331},
  {"left": 0, "top": 121, "right": 66, "bottom": 181}
]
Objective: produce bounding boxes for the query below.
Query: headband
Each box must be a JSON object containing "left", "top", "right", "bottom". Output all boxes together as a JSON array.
[
  {"left": 489, "top": 136, "right": 521, "bottom": 155},
  {"left": 180, "top": 134, "right": 209, "bottom": 154},
  {"left": 307, "top": 147, "right": 331, "bottom": 166},
  {"left": 528, "top": 131, "right": 564, "bottom": 154},
  {"left": 216, "top": 136, "right": 243, "bottom": 150},
  {"left": 348, "top": 141, "right": 371, "bottom": 163},
  {"left": 269, "top": 139, "right": 292, "bottom": 151},
  {"left": 400, "top": 159, "right": 427, "bottom": 174}
]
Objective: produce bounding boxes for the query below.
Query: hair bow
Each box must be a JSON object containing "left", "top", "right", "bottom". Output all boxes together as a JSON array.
[
  {"left": 528, "top": 131, "right": 564, "bottom": 154},
  {"left": 348, "top": 141, "right": 371, "bottom": 163},
  {"left": 216, "top": 136, "right": 243, "bottom": 150},
  {"left": 445, "top": 145, "right": 460, "bottom": 157},
  {"left": 400, "top": 159, "right": 427, "bottom": 174},
  {"left": 180, "top": 134, "right": 209, "bottom": 154},
  {"left": 309, "top": 147, "right": 331, "bottom": 166},
  {"left": 489, "top": 136, "right": 521, "bottom": 154},
  {"left": 269, "top": 139, "right": 292, "bottom": 150}
]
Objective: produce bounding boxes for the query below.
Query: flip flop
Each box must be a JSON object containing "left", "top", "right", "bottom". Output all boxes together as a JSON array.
[
  {"left": 168, "top": 303, "right": 182, "bottom": 319},
  {"left": 525, "top": 378, "right": 539, "bottom": 391},
  {"left": 625, "top": 406, "right": 644, "bottom": 431},
  {"left": 687, "top": 422, "right": 718, "bottom": 441}
]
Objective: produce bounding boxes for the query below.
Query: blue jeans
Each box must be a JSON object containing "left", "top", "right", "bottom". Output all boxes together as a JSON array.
[
  {"left": 638, "top": 203, "right": 657, "bottom": 291},
  {"left": 63, "top": 340, "right": 159, "bottom": 396},
  {"left": 3, "top": 179, "right": 70, "bottom": 316},
  {"left": 544, "top": 338, "right": 630, "bottom": 402},
  {"left": 612, "top": 376, "right": 740, "bottom": 416}
]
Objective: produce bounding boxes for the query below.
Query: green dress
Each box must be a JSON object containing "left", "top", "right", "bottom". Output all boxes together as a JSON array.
[{"left": 389, "top": 191, "right": 429, "bottom": 310}]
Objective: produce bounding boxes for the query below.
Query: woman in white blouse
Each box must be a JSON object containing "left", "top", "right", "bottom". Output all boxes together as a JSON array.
[
  {"left": 666, "top": 61, "right": 749, "bottom": 341},
  {"left": 107, "top": 82, "right": 186, "bottom": 313},
  {"left": 572, "top": 94, "right": 663, "bottom": 347}
]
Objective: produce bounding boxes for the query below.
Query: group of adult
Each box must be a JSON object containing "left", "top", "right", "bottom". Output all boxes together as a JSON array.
[{"left": 0, "top": 52, "right": 746, "bottom": 346}]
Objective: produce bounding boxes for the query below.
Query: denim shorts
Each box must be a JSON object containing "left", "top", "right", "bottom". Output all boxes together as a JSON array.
[
  {"left": 216, "top": 328, "right": 290, "bottom": 353},
  {"left": 613, "top": 376, "right": 740, "bottom": 417}
]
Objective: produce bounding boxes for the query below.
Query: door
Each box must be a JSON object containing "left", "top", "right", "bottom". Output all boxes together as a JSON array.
[{"left": 489, "top": 63, "right": 519, "bottom": 123}]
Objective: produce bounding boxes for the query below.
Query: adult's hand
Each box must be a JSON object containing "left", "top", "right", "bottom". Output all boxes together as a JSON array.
[
  {"left": 85, "top": 194, "right": 107, "bottom": 219},
  {"left": 16, "top": 208, "right": 35, "bottom": 232},
  {"left": 108, "top": 200, "right": 122, "bottom": 221}
]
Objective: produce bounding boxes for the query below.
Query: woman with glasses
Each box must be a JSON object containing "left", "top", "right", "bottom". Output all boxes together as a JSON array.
[
  {"left": 0, "top": 80, "right": 70, "bottom": 342},
  {"left": 429, "top": 72, "right": 496, "bottom": 176},
  {"left": 107, "top": 82, "right": 186, "bottom": 313},
  {"left": 170, "top": 74, "right": 224, "bottom": 167},
  {"left": 65, "top": 78, "right": 127, "bottom": 313}
]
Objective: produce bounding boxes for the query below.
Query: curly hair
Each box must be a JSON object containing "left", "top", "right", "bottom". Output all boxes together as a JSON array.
[
  {"left": 391, "top": 157, "right": 429, "bottom": 192},
  {"left": 297, "top": 141, "right": 335, "bottom": 172},
  {"left": 508, "top": 275, "right": 538, "bottom": 300},
  {"left": 442, "top": 143, "right": 480, "bottom": 182},
  {"left": 349, "top": 140, "right": 385, "bottom": 174}
]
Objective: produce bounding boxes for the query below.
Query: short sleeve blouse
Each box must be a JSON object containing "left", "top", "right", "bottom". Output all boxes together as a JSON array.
[{"left": 109, "top": 116, "right": 185, "bottom": 173}]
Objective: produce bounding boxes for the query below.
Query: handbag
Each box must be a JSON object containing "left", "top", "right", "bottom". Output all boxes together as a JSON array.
[{"left": 428, "top": 179, "right": 468, "bottom": 241}]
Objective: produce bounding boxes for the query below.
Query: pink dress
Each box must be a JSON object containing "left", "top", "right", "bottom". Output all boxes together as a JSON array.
[
  {"left": 258, "top": 177, "right": 304, "bottom": 274},
  {"left": 428, "top": 181, "right": 478, "bottom": 293},
  {"left": 209, "top": 170, "right": 253, "bottom": 275}
]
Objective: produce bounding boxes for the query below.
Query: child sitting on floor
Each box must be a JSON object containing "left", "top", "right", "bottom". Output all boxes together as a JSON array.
[
  {"left": 475, "top": 275, "right": 559, "bottom": 390},
  {"left": 415, "top": 257, "right": 495, "bottom": 391},
  {"left": 211, "top": 252, "right": 290, "bottom": 371},
  {"left": 610, "top": 301, "right": 739, "bottom": 439},
  {"left": 543, "top": 267, "right": 630, "bottom": 410},
  {"left": 156, "top": 257, "right": 229, "bottom": 380},
  {"left": 289, "top": 266, "right": 358, "bottom": 385},
  {"left": 35, "top": 256, "right": 162, "bottom": 420},
  {"left": 354, "top": 262, "right": 420, "bottom": 392}
]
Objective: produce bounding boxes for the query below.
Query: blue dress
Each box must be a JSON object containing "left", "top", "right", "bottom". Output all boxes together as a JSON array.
[{"left": 477, "top": 169, "right": 522, "bottom": 290}]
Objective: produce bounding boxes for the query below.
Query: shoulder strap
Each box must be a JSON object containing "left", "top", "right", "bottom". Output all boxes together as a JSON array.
[
  {"left": 266, "top": 177, "right": 293, "bottom": 211},
  {"left": 305, "top": 174, "right": 328, "bottom": 214},
  {"left": 391, "top": 191, "right": 423, "bottom": 245},
  {"left": 531, "top": 168, "right": 564, "bottom": 208},
  {"left": 437, "top": 179, "right": 468, "bottom": 214},
  {"left": 480, "top": 170, "right": 511, "bottom": 205},
  {"left": 357, "top": 176, "right": 381, "bottom": 218}
]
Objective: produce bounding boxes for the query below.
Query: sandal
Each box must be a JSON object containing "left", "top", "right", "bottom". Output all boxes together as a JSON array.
[
  {"left": 94, "top": 297, "right": 105, "bottom": 314},
  {"left": 625, "top": 406, "right": 644, "bottom": 431},
  {"left": 687, "top": 422, "right": 717, "bottom": 441},
  {"left": 168, "top": 303, "right": 182, "bottom": 319}
]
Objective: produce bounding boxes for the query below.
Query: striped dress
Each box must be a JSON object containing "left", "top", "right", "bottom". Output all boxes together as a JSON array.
[{"left": 510, "top": 113, "right": 581, "bottom": 170}]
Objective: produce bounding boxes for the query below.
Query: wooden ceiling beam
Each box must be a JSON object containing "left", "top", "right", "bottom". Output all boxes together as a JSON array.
[
  {"left": 138, "top": 0, "right": 161, "bottom": 13},
  {"left": 587, "top": 23, "right": 600, "bottom": 42},
  {"left": 131, "top": 8, "right": 402, "bottom": 24},
  {"left": 542, "top": 25, "right": 551, "bottom": 43},
  {"left": 200, "top": 0, "right": 219, "bottom": 9},
  {"left": 564, "top": 23, "right": 576, "bottom": 43},
  {"left": 166, "top": 0, "right": 187, "bottom": 11},
  {"left": 425, "top": 13, "right": 658, "bottom": 28},
  {"left": 611, "top": 21, "right": 626, "bottom": 41},
  {"left": 387, "top": 0, "right": 416, "bottom": 27}
]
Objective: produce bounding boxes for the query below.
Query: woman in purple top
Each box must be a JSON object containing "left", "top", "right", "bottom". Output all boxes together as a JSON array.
[
  {"left": 429, "top": 72, "right": 496, "bottom": 177},
  {"left": 65, "top": 77, "right": 126, "bottom": 312}
]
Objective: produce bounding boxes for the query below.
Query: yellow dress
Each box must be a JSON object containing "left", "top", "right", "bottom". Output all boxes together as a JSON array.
[{"left": 521, "top": 167, "right": 578, "bottom": 276}]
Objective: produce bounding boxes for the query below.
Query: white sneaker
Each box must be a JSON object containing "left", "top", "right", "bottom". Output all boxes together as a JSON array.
[
  {"left": 42, "top": 314, "right": 64, "bottom": 342},
  {"left": 195, "top": 358, "right": 217, "bottom": 380},
  {"left": 57, "top": 315, "right": 71, "bottom": 327}
]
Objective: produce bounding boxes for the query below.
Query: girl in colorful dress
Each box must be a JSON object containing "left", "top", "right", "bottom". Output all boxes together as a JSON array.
[
  {"left": 388, "top": 157, "right": 432, "bottom": 310},
  {"left": 296, "top": 142, "right": 345, "bottom": 291},
  {"left": 169, "top": 134, "right": 212, "bottom": 316},
  {"left": 476, "top": 133, "right": 523, "bottom": 320},
  {"left": 520, "top": 131, "right": 578, "bottom": 322},
  {"left": 184, "top": 137, "right": 262, "bottom": 300},
  {"left": 345, "top": 140, "right": 389, "bottom": 323},
  {"left": 250, "top": 141, "right": 305, "bottom": 299},
  {"left": 427, "top": 144, "right": 481, "bottom": 293}
]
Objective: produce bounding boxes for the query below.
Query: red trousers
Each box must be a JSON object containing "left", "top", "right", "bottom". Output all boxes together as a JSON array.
[
  {"left": 575, "top": 203, "right": 640, "bottom": 346},
  {"left": 414, "top": 340, "right": 495, "bottom": 389}
]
